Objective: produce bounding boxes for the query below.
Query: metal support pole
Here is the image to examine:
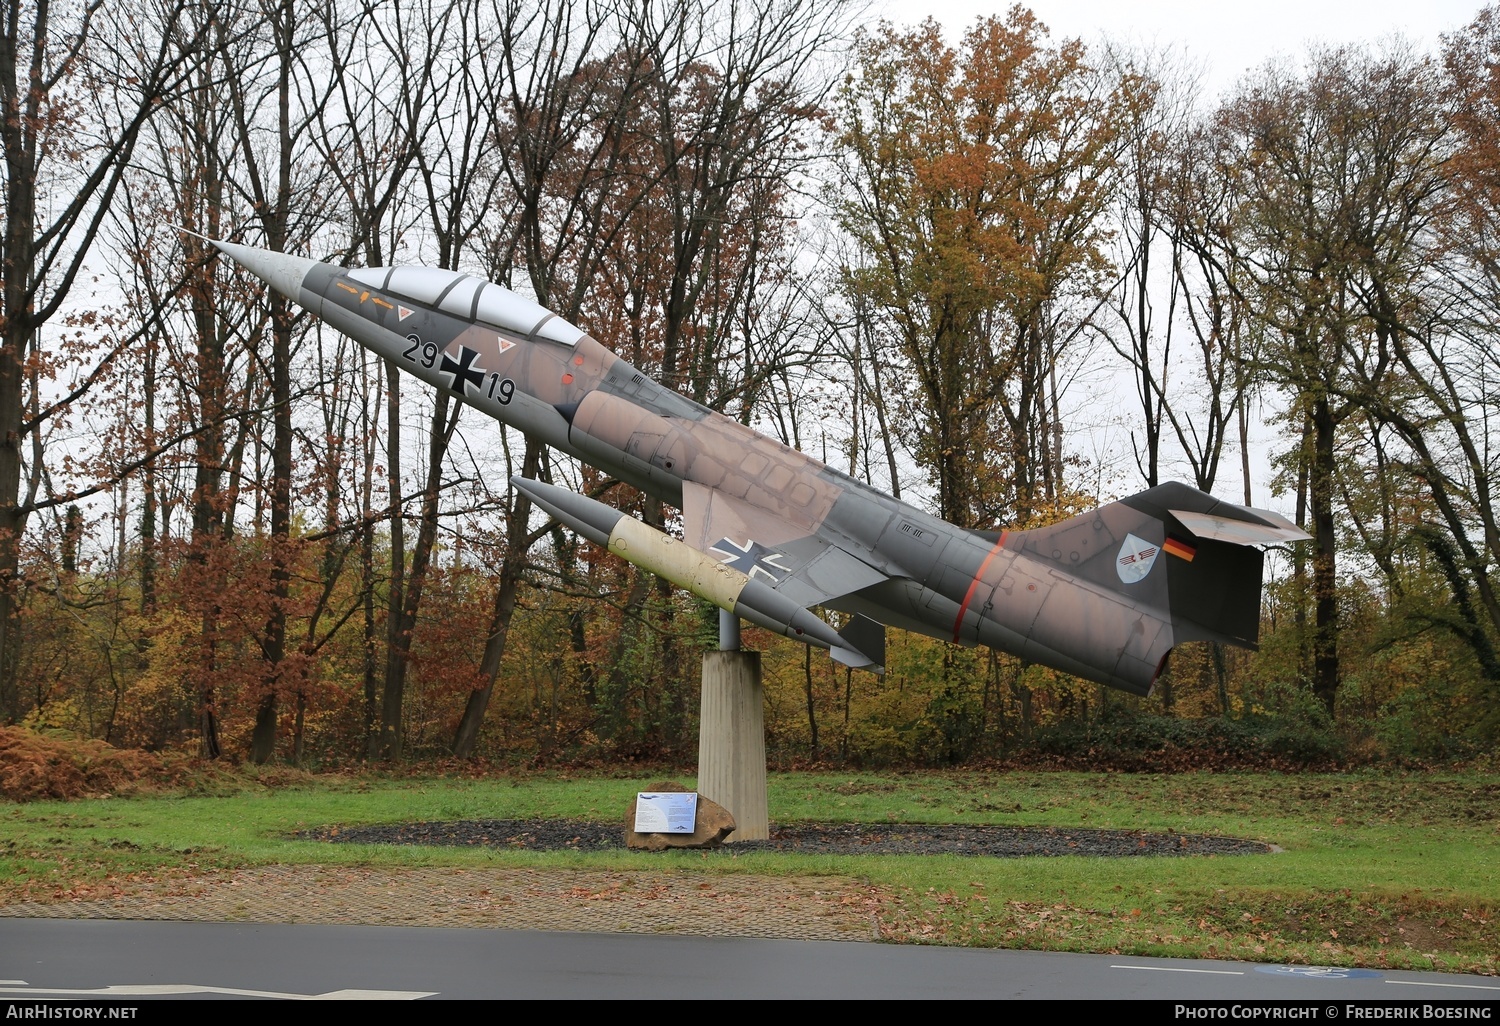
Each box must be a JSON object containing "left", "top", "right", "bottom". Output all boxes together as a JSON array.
[{"left": 719, "top": 608, "right": 741, "bottom": 651}]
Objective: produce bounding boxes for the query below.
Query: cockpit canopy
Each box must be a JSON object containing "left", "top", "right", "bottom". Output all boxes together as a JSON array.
[{"left": 345, "top": 266, "right": 585, "bottom": 346}]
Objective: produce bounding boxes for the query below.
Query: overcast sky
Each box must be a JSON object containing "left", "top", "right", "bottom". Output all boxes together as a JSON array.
[{"left": 874, "top": 0, "right": 1487, "bottom": 97}]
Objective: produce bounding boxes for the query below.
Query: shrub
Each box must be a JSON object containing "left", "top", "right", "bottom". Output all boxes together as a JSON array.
[
  {"left": 0, "top": 727, "right": 185, "bottom": 800},
  {"left": 1020, "top": 707, "right": 1343, "bottom": 771}
]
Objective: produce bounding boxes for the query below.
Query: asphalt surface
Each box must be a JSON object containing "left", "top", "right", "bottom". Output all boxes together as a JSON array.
[{"left": 3, "top": 918, "right": 1498, "bottom": 1001}]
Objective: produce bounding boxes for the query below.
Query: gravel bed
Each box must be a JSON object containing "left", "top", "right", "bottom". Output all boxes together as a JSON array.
[{"left": 302, "top": 819, "right": 1272, "bottom": 858}]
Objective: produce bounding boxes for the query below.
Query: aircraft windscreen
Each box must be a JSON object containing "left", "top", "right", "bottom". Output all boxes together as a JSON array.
[{"left": 346, "top": 265, "right": 456, "bottom": 305}]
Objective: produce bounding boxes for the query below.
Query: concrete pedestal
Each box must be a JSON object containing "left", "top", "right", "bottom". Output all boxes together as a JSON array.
[{"left": 697, "top": 649, "right": 768, "bottom": 841}]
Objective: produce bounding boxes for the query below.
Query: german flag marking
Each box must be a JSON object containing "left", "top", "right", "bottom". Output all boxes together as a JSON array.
[{"left": 1163, "top": 537, "right": 1196, "bottom": 562}]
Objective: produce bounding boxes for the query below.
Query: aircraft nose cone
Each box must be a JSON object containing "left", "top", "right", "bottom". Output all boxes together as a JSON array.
[{"left": 210, "top": 239, "right": 319, "bottom": 302}]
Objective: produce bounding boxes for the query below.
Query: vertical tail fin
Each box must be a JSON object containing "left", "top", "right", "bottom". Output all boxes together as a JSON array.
[{"left": 1007, "top": 482, "right": 1308, "bottom": 693}]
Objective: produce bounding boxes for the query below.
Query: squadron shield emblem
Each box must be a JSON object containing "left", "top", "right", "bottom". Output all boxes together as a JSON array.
[{"left": 1115, "top": 533, "right": 1160, "bottom": 584}]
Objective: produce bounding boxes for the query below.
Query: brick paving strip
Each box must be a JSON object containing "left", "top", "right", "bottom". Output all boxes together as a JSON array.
[{"left": 2, "top": 866, "right": 885, "bottom": 942}]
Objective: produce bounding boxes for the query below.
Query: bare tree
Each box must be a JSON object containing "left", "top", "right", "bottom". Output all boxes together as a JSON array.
[
  {"left": 448, "top": 0, "right": 850, "bottom": 754},
  {"left": 215, "top": 0, "right": 337, "bottom": 760},
  {"left": 1213, "top": 45, "right": 1449, "bottom": 715},
  {"left": 0, "top": 0, "right": 207, "bottom": 721}
]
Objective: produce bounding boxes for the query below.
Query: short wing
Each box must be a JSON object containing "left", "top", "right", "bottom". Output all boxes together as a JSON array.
[{"left": 680, "top": 481, "right": 888, "bottom": 610}]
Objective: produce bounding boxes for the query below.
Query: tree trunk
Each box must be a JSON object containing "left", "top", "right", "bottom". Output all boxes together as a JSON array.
[
  {"left": 803, "top": 644, "right": 818, "bottom": 761},
  {"left": 250, "top": 281, "right": 294, "bottom": 764},
  {"left": 452, "top": 440, "right": 540, "bottom": 757},
  {"left": 381, "top": 387, "right": 460, "bottom": 760},
  {"left": 1310, "top": 397, "right": 1339, "bottom": 716},
  {"left": 379, "top": 359, "right": 405, "bottom": 759}
]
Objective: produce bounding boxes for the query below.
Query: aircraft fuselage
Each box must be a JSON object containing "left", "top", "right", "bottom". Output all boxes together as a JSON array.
[{"left": 216, "top": 241, "right": 1300, "bottom": 696}]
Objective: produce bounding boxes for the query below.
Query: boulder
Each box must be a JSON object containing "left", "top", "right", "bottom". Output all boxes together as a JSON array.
[{"left": 624, "top": 779, "right": 736, "bottom": 850}]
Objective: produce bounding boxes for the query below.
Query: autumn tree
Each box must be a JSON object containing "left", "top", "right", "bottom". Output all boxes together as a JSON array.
[
  {"left": 1211, "top": 45, "right": 1451, "bottom": 715},
  {"left": 449, "top": 0, "right": 668, "bottom": 755},
  {"left": 310, "top": 0, "right": 477, "bottom": 762},
  {"left": 1350, "top": 9, "right": 1500, "bottom": 734},
  {"left": 830, "top": 11, "right": 1125, "bottom": 530},
  {"left": 308, "top": 0, "right": 458, "bottom": 758}
]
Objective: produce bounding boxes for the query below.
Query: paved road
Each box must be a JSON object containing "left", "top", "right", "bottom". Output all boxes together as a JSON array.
[{"left": 3, "top": 919, "right": 1498, "bottom": 1000}]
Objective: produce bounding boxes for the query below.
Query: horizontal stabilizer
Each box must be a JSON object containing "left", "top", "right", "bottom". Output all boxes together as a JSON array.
[{"left": 1171, "top": 508, "right": 1310, "bottom": 545}]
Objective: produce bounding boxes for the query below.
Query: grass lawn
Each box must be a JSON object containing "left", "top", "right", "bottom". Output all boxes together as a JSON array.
[{"left": 3, "top": 769, "right": 1495, "bottom": 974}]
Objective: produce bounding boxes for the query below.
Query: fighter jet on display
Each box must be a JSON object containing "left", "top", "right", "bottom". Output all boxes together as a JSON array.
[{"left": 213, "top": 240, "right": 1308, "bottom": 695}]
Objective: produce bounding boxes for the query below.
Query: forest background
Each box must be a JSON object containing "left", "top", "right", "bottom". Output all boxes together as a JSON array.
[{"left": 3, "top": 0, "right": 1499, "bottom": 773}]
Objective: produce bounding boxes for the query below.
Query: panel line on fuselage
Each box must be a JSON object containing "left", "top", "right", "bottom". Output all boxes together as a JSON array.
[{"left": 951, "top": 531, "right": 1008, "bottom": 643}]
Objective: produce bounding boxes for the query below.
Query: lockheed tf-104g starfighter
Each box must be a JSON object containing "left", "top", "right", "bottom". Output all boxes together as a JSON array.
[{"left": 214, "top": 239, "right": 1308, "bottom": 694}]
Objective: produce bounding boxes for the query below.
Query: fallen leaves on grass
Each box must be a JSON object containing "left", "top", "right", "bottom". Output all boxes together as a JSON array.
[{"left": 874, "top": 885, "right": 1499, "bottom": 976}]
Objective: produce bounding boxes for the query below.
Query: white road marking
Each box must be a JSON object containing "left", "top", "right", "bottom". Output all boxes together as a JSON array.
[
  {"left": 0, "top": 984, "right": 435, "bottom": 1000},
  {"left": 1386, "top": 979, "right": 1500, "bottom": 992},
  {"left": 1111, "top": 965, "right": 1245, "bottom": 975}
]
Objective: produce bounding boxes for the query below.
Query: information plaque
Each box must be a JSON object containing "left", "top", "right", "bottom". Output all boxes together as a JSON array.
[{"left": 634, "top": 792, "right": 698, "bottom": 833}]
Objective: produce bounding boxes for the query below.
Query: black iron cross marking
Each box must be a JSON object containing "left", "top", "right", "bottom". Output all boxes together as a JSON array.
[
  {"left": 710, "top": 538, "right": 794, "bottom": 583},
  {"left": 440, "top": 345, "right": 485, "bottom": 397}
]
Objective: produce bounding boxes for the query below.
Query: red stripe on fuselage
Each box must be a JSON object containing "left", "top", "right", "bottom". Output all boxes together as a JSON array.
[{"left": 952, "top": 531, "right": 1008, "bottom": 643}]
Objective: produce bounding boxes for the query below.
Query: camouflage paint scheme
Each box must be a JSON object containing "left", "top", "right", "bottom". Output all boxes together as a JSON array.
[{"left": 214, "top": 240, "right": 1309, "bottom": 696}]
